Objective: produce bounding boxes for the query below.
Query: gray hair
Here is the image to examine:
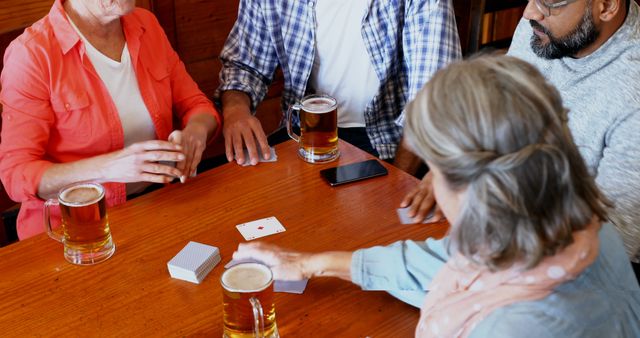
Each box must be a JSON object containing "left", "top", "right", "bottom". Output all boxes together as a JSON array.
[{"left": 404, "top": 55, "right": 609, "bottom": 270}]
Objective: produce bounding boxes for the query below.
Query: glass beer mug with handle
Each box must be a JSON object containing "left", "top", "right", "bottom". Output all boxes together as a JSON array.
[
  {"left": 286, "top": 94, "right": 340, "bottom": 163},
  {"left": 44, "top": 182, "right": 115, "bottom": 265},
  {"left": 221, "top": 263, "right": 279, "bottom": 338}
]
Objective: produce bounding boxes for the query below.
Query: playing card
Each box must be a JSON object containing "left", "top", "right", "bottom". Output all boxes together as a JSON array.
[
  {"left": 237, "top": 147, "right": 278, "bottom": 166},
  {"left": 236, "top": 216, "right": 286, "bottom": 240},
  {"left": 396, "top": 207, "right": 434, "bottom": 224},
  {"left": 225, "top": 258, "right": 309, "bottom": 294}
]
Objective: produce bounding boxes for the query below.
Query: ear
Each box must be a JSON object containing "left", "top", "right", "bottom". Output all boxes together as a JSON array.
[{"left": 597, "top": 0, "right": 623, "bottom": 22}]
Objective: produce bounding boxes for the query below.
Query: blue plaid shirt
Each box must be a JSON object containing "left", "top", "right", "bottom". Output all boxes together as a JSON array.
[{"left": 217, "top": 0, "right": 461, "bottom": 159}]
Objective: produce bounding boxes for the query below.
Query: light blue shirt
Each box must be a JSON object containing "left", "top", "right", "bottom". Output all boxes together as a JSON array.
[{"left": 351, "top": 223, "right": 640, "bottom": 337}]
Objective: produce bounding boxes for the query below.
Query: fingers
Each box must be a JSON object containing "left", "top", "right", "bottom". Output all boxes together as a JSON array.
[
  {"left": 139, "top": 150, "right": 185, "bottom": 163},
  {"left": 223, "top": 116, "right": 267, "bottom": 166},
  {"left": 189, "top": 142, "right": 204, "bottom": 177},
  {"left": 180, "top": 139, "right": 194, "bottom": 182},
  {"left": 141, "top": 162, "right": 183, "bottom": 179},
  {"left": 426, "top": 206, "right": 445, "bottom": 223},
  {"left": 231, "top": 131, "right": 247, "bottom": 165},
  {"left": 253, "top": 127, "right": 271, "bottom": 160},
  {"left": 128, "top": 140, "right": 183, "bottom": 153},
  {"left": 400, "top": 186, "right": 420, "bottom": 208},
  {"left": 138, "top": 172, "right": 178, "bottom": 184},
  {"left": 414, "top": 193, "right": 437, "bottom": 223},
  {"left": 224, "top": 133, "right": 234, "bottom": 163},
  {"left": 234, "top": 242, "right": 282, "bottom": 265},
  {"left": 242, "top": 129, "right": 260, "bottom": 166}
]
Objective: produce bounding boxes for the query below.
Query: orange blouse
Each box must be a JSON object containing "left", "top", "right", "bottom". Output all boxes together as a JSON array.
[{"left": 0, "top": 0, "right": 221, "bottom": 240}]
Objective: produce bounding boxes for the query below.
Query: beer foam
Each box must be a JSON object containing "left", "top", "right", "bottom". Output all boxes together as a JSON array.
[
  {"left": 222, "top": 263, "right": 273, "bottom": 292},
  {"left": 60, "top": 184, "right": 104, "bottom": 206},
  {"left": 302, "top": 97, "right": 336, "bottom": 114}
]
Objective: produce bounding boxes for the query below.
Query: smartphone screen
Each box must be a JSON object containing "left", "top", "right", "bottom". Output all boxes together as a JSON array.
[{"left": 320, "top": 159, "right": 388, "bottom": 186}]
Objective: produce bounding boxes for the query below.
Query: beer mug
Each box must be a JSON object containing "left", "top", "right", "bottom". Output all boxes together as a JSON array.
[
  {"left": 286, "top": 94, "right": 340, "bottom": 163},
  {"left": 44, "top": 182, "right": 115, "bottom": 265},
  {"left": 221, "top": 263, "right": 279, "bottom": 338}
]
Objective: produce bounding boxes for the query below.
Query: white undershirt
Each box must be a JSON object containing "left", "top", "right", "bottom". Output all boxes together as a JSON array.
[
  {"left": 309, "top": 0, "right": 380, "bottom": 128},
  {"left": 68, "top": 16, "right": 156, "bottom": 195}
]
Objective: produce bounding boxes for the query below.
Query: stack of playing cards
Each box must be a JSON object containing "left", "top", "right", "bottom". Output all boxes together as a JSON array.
[
  {"left": 396, "top": 207, "right": 435, "bottom": 224},
  {"left": 167, "top": 241, "right": 221, "bottom": 284}
]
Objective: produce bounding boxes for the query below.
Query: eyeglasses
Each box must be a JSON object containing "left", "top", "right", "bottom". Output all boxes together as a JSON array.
[{"left": 532, "top": 0, "right": 580, "bottom": 17}]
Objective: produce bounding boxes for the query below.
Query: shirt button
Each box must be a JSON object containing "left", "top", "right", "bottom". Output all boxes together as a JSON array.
[
  {"left": 65, "top": 103, "right": 70, "bottom": 109},
  {"left": 308, "top": 1, "right": 314, "bottom": 6}
]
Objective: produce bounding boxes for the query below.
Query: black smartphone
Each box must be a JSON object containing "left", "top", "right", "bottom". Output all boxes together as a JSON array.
[{"left": 320, "top": 159, "right": 388, "bottom": 186}]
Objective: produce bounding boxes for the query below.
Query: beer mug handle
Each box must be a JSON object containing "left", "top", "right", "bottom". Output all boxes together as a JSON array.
[
  {"left": 44, "top": 199, "right": 64, "bottom": 242},
  {"left": 286, "top": 103, "right": 302, "bottom": 143},
  {"left": 249, "top": 296, "right": 265, "bottom": 338}
]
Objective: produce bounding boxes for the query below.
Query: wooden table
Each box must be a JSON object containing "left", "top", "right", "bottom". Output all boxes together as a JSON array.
[{"left": 0, "top": 140, "right": 448, "bottom": 336}]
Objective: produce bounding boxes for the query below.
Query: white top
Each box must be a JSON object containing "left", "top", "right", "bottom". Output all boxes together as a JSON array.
[
  {"left": 308, "top": 0, "right": 380, "bottom": 128},
  {"left": 68, "top": 16, "right": 156, "bottom": 195}
]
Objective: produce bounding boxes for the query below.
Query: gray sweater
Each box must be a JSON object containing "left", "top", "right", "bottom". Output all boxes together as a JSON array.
[{"left": 508, "top": 3, "right": 640, "bottom": 262}]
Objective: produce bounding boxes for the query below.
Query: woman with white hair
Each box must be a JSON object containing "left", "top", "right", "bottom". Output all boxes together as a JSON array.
[
  {"left": 0, "top": 0, "right": 220, "bottom": 240},
  {"left": 231, "top": 56, "right": 640, "bottom": 337}
]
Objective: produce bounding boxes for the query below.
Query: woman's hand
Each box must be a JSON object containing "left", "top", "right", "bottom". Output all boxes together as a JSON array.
[
  {"left": 100, "top": 140, "right": 185, "bottom": 183},
  {"left": 233, "top": 242, "right": 312, "bottom": 281},
  {"left": 400, "top": 171, "right": 445, "bottom": 223},
  {"left": 233, "top": 242, "right": 354, "bottom": 282},
  {"left": 169, "top": 114, "right": 218, "bottom": 181}
]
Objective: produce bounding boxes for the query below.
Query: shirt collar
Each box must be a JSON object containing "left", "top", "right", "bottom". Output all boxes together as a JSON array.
[{"left": 49, "top": 0, "right": 80, "bottom": 55}]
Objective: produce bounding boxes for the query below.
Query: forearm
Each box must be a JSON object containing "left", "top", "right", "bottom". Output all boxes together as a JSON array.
[
  {"left": 37, "top": 154, "right": 111, "bottom": 200},
  {"left": 186, "top": 112, "right": 219, "bottom": 142},
  {"left": 222, "top": 90, "right": 253, "bottom": 116},
  {"left": 393, "top": 140, "right": 424, "bottom": 175},
  {"left": 303, "top": 251, "right": 353, "bottom": 282}
]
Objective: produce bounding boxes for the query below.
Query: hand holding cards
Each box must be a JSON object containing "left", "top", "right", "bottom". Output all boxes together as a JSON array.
[
  {"left": 397, "top": 207, "right": 435, "bottom": 224},
  {"left": 225, "top": 258, "right": 309, "bottom": 294}
]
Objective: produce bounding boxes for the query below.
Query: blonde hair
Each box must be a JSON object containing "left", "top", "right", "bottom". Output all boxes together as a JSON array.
[{"left": 405, "top": 56, "right": 609, "bottom": 270}]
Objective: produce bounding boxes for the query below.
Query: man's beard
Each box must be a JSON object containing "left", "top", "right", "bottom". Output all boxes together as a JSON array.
[{"left": 529, "top": 7, "right": 600, "bottom": 59}]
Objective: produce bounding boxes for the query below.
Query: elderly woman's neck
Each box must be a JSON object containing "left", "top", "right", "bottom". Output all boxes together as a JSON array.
[{"left": 64, "top": 0, "right": 123, "bottom": 38}]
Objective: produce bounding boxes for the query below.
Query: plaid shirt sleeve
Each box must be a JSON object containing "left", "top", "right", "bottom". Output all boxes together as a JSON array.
[
  {"left": 216, "top": 0, "right": 279, "bottom": 112},
  {"left": 396, "top": 0, "right": 461, "bottom": 126}
]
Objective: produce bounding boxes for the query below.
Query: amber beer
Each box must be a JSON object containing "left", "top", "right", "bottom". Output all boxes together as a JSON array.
[
  {"left": 287, "top": 94, "right": 339, "bottom": 163},
  {"left": 221, "top": 263, "right": 279, "bottom": 338},
  {"left": 45, "top": 182, "right": 115, "bottom": 265}
]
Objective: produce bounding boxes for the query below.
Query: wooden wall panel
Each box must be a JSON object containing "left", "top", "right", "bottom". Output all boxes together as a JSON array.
[
  {"left": 174, "top": 0, "right": 240, "bottom": 64},
  {"left": 0, "top": 0, "right": 53, "bottom": 35}
]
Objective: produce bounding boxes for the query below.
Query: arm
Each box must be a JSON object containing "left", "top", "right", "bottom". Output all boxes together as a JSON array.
[
  {"left": 143, "top": 11, "right": 220, "bottom": 178},
  {"left": 216, "top": 0, "right": 280, "bottom": 165},
  {"left": 0, "top": 40, "right": 184, "bottom": 201},
  {"left": 233, "top": 237, "right": 450, "bottom": 307},
  {"left": 37, "top": 141, "right": 184, "bottom": 199},
  {"left": 394, "top": 0, "right": 461, "bottom": 173},
  {"left": 233, "top": 242, "right": 353, "bottom": 281},
  {"left": 393, "top": 140, "right": 424, "bottom": 175},
  {"left": 596, "top": 111, "right": 640, "bottom": 261}
]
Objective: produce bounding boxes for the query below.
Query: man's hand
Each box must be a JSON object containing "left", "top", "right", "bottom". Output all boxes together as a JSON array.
[
  {"left": 400, "top": 171, "right": 444, "bottom": 223},
  {"left": 222, "top": 91, "right": 271, "bottom": 166}
]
